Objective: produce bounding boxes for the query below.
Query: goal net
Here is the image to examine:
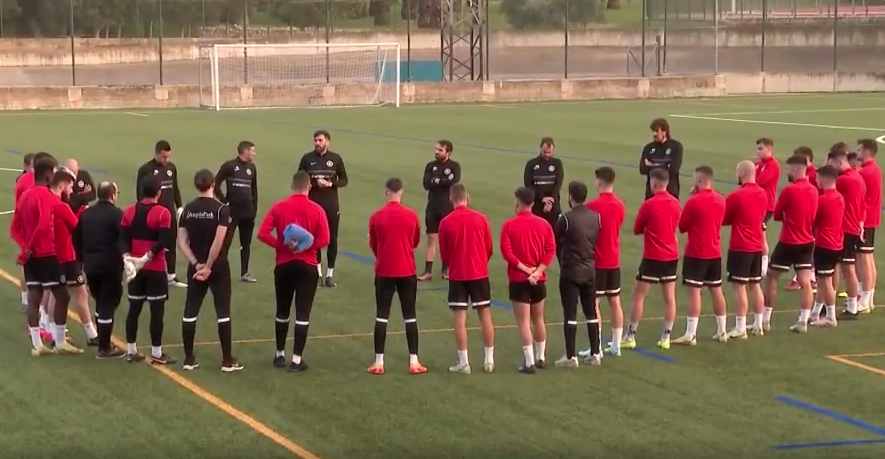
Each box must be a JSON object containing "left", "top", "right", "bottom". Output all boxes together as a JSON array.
[{"left": 199, "top": 43, "right": 401, "bottom": 110}]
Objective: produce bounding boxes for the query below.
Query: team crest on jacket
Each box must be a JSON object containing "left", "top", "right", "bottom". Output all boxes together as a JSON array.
[
  {"left": 533, "top": 164, "right": 539, "bottom": 170},
  {"left": 548, "top": 165, "right": 555, "bottom": 172},
  {"left": 153, "top": 169, "right": 158, "bottom": 175},
  {"left": 246, "top": 169, "right": 252, "bottom": 175},
  {"left": 444, "top": 168, "right": 451, "bottom": 175},
  {"left": 326, "top": 160, "right": 334, "bottom": 167},
  {"left": 166, "top": 170, "right": 173, "bottom": 177},
  {"left": 77, "top": 181, "right": 84, "bottom": 188},
  {"left": 665, "top": 149, "right": 671, "bottom": 155}
]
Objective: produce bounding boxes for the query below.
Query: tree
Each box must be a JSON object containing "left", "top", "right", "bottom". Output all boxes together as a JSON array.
[
  {"left": 607, "top": 0, "right": 620, "bottom": 9},
  {"left": 369, "top": 0, "right": 395, "bottom": 26}
]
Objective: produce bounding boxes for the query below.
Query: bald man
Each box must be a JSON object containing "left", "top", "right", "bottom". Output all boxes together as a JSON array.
[
  {"left": 723, "top": 161, "right": 769, "bottom": 339},
  {"left": 64, "top": 159, "right": 96, "bottom": 216}
]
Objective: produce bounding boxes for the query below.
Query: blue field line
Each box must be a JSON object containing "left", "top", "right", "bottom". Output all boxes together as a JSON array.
[
  {"left": 772, "top": 438, "right": 885, "bottom": 450},
  {"left": 5, "top": 148, "right": 108, "bottom": 174},
  {"left": 632, "top": 347, "right": 675, "bottom": 363},
  {"left": 775, "top": 396, "right": 885, "bottom": 436}
]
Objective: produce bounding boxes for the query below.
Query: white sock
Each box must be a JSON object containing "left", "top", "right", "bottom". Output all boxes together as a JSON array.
[
  {"left": 685, "top": 317, "right": 699, "bottom": 338},
  {"left": 861, "top": 290, "right": 873, "bottom": 309},
  {"left": 791, "top": 274, "right": 797, "bottom": 282},
  {"left": 83, "top": 322, "right": 98, "bottom": 340},
  {"left": 763, "top": 307, "right": 773, "bottom": 323},
  {"left": 20, "top": 291, "right": 27, "bottom": 306},
  {"left": 714, "top": 315, "right": 726, "bottom": 334},
  {"left": 799, "top": 309, "right": 810, "bottom": 323},
  {"left": 661, "top": 321, "right": 673, "bottom": 340},
  {"left": 275, "top": 350, "right": 285, "bottom": 358},
  {"left": 29, "top": 327, "right": 43, "bottom": 348},
  {"left": 736, "top": 315, "right": 747, "bottom": 332},
  {"left": 127, "top": 343, "right": 137, "bottom": 354},
  {"left": 53, "top": 324, "right": 66, "bottom": 346},
  {"left": 611, "top": 328, "right": 623, "bottom": 348},
  {"left": 151, "top": 346, "right": 162, "bottom": 358},
  {"left": 292, "top": 354, "right": 302, "bottom": 364},
  {"left": 761, "top": 256, "right": 769, "bottom": 277},
  {"left": 326, "top": 267, "right": 334, "bottom": 277},
  {"left": 522, "top": 345, "right": 535, "bottom": 367},
  {"left": 858, "top": 281, "right": 864, "bottom": 296},
  {"left": 826, "top": 305, "right": 836, "bottom": 319},
  {"left": 753, "top": 313, "right": 763, "bottom": 329},
  {"left": 457, "top": 349, "right": 469, "bottom": 366},
  {"left": 811, "top": 301, "right": 823, "bottom": 318},
  {"left": 483, "top": 346, "right": 494, "bottom": 364},
  {"left": 847, "top": 297, "right": 858, "bottom": 314},
  {"left": 534, "top": 341, "right": 546, "bottom": 361},
  {"left": 316, "top": 264, "right": 323, "bottom": 276},
  {"left": 409, "top": 354, "right": 419, "bottom": 365},
  {"left": 374, "top": 353, "right": 384, "bottom": 365},
  {"left": 39, "top": 307, "right": 49, "bottom": 330}
]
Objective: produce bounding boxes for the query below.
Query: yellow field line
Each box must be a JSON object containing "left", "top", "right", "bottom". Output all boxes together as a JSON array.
[
  {"left": 0, "top": 267, "right": 321, "bottom": 459},
  {"left": 826, "top": 355, "right": 885, "bottom": 378},
  {"left": 168, "top": 308, "right": 806, "bottom": 349}
]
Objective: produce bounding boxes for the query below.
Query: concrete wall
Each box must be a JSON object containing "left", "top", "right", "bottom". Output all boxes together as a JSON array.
[
  {"left": 1, "top": 24, "right": 882, "bottom": 67},
  {"left": 0, "top": 73, "right": 883, "bottom": 110}
]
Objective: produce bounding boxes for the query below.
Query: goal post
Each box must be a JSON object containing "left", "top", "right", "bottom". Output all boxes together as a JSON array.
[{"left": 199, "top": 42, "right": 401, "bottom": 110}]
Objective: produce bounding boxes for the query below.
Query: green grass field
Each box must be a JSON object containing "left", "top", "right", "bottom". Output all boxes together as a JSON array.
[{"left": 1, "top": 94, "right": 885, "bottom": 459}]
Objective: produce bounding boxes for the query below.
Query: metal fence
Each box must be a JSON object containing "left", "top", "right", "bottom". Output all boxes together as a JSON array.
[{"left": 0, "top": 0, "right": 883, "bottom": 86}]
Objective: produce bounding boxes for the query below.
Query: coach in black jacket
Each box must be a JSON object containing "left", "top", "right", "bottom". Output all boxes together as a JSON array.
[
  {"left": 73, "top": 181, "right": 125, "bottom": 359},
  {"left": 639, "top": 118, "right": 683, "bottom": 200}
]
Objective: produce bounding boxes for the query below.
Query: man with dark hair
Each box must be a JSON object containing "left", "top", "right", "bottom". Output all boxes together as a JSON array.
[
  {"left": 439, "top": 183, "right": 495, "bottom": 374},
  {"left": 524, "top": 137, "right": 564, "bottom": 233},
  {"left": 298, "top": 130, "right": 348, "bottom": 288},
  {"left": 258, "top": 171, "right": 330, "bottom": 372},
  {"left": 14, "top": 152, "right": 37, "bottom": 308},
  {"left": 786, "top": 146, "right": 818, "bottom": 293},
  {"left": 120, "top": 175, "right": 177, "bottom": 364},
  {"left": 639, "top": 118, "right": 683, "bottom": 200},
  {"left": 367, "top": 177, "right": 426, "bottom": 375},
  {"left": 418, "top": 140, "right": 460, "bottom": 282},
  {"left": 755, "top": 137, "right": 780, "bottom": 277},
  {"left": 673, "top": 165, "right": 728, "bottom": 345},
  {"left": 74, "top": 181, "right": 126, "bottom": 358},
  {"left": 626, "top": 168, "right": 681, "bottom": 350},
  {"left": 855, "top": 138, "right": 880, "bottom": 313},
  {"left": 12, "top": 154, "right": 81, "bottom": 356},
  {"left": 19, "top": 153, "right": 35, "bottom": 180},
  {"left": 178, "top": 169, "right": 243, "bottom": 372},
  {"left": 827, "top": 147, "right": 867, "bottom": 319},
  {"left": 215, "top": 140, "right": 259, "bottom": 283},
  {"left": 847, "top": 152, "right": 861, "bottom": 169},
  {"left": 809, "top": 166, "right": 845, "bottom": 327},
  {"left": 764, "top": 155, "right": 819, "bottom": 333},
  {"left": 501, "top": 186, "right": 556, "bottom": 373},
  {"left": 14, "top": 152, "right": 52, "bottom": 203},
  {"left": 136, "top": 140, "right": 185, "bottom": 288},
  {"left": 554, "top": 181, "right": 602, "bottom": 367}
]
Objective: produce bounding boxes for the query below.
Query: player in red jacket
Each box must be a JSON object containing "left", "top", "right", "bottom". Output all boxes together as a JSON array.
[
  {"left": 855, "top": 139, "right": 881, "bottom": 313},
  {"left": 439, "top": 184, "right": 495, "bottom": 374},
  {"left": 755, "top": 138, "right": 781, "bottom": 278}
]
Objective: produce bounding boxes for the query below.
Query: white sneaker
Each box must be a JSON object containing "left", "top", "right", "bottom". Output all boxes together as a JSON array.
[
  {"left": 448, "top": 363, "right": 471, "bottom": 374},
  {"left": 483, "top": 361, "right": 495, "bottom": 373},
  {"left": 811, "top": 317, "right": 838, "bottom": 328},
  {"left": 577, "top": 348, "right": 593, "bottom": 358},
  {"left": 712, "top": 331, "right": 729, "bottom": 343},
  {"left": 728, "top": 328, "right": 748, "bottom": 340},
  {"left": 583, "top": 354, "right": 602, "bottom": 366},
  {"left": 168, "top": 275, "right": 187, "bottom": 288},
  {"left": 555, "top": 355, "right": 579, "bottom": 368},
  {"left": 789, "top": 322, "right": 808, "bottom": 334}
]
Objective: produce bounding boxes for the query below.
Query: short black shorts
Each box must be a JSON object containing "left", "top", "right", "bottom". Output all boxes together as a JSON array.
[
  {"left": 425, "top": 207, "right": 453, "bottom": 234},
  {"left": 636, "top": 258, "right": 678, "bottom": 284},
  {"left": 841, "top": 233, "right": 861, "bottom": 264},
  {"left": 813, "top": 247, "right": 841, "bottom": 277},
  {"left": 62, "top": 261, "right": 85, "bottom": 287},
  {"left": 763, "top": 211, "right": 774, "bottom": 231},
  {"left": 128, "top": 269, "right": 169, "bottom": 301},
  {"left": 23, "top": 255, "right": 65, "bottom": 290},
  {"left": 681, "top": 256, "right": 722, "bottom": 287},
  {"left": 508, "top": 281, "right": 547, "bottom": 304},
  {"left": 448, "top": 278, "right": 491, "bottom": 309},
  {"left": 595, "top": 268, "right": 621, "bottom": 297},
  {"left": 769, "top": 242, "right": 814, "bottom": 272},
  {"left": 858, "top": 227, "right": 876, "bottom": 253},
  {"left": 726, "top": 250, "right": 763, "bottom": 284}
]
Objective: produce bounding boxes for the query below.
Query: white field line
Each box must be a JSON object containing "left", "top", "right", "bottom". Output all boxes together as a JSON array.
[
  {"left": 670, "top": 114, "right": 884, "bottom": 132},
  {"left": 676, "top": 107, "right": 885, "bottom": 117},
  {"left": 876, "top": 135, "right": 885, "bottom": 144},
  {"left": 124, "top": 112, "right": 149, "bottom": 117},
  {"left": 0, "top": 210, "right": 14, "bottom": 215},
  {"left": 0, "top": 167, "right": 22, "bottom": 172}
]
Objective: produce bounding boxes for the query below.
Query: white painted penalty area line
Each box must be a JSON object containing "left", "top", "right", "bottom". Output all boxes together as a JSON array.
[
  {"left": 124, "top": 112, "right": 149, "bottom": 117},
  {"left": 669, "top": 114, "right": 884, "bottom": 132},
  {"left": 677, "top": 107, "right": 885, "bottom": 117},
  {"left": 0, "top": 210, "right": 14, "bottom": 215}
]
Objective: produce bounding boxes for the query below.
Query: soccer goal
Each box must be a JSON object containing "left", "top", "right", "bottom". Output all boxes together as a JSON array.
[{"left": 199, "top": 43, "right": 401, "bottom": 110}]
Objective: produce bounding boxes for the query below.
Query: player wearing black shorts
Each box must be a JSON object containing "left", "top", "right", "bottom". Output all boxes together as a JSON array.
[
  {"left": 298, "top": 130, "right": 348, "bottom": 288},
  {"left": 827, "top": 146, "right": 868, "bottom": 318},
  {"left": 554, "top": 181, "right": 602, "bottom": 367},
  {"left": 121, "top": 176, "right": 177, "bottom": 365},
  {"left": 438, "top": 184, "right": 495, "bottom": 374},
  {"left": 178, "top": 169, "right": 243, "bottom": 372},
  {"left": 856, "top": 139, "right": 881, "bottom": 313},
  {"left": 809, "top": 165, "right": 845, "bottom": 327},
  {"left": 418, "top": 140, "right": 460, "bottom": 282},
  {"left": 215, "top": 141, "right": 259, "bottom": 283}
]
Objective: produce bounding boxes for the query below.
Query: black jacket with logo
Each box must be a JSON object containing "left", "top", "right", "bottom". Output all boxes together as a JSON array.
[
  {"left": 554, "top": 205, "right": 600, "bottom": 283},
  {"left": 215, "top": 158, "right": 258, "bottom": 219},
  {"left": 639, "top": 138, "right": 683, "bottom": 200},
  {"left": 136, "top": 159, "right": 183, "bottom": 211},
  {"left": 297, "top": 150, "right": 348, "bottom": 210}
]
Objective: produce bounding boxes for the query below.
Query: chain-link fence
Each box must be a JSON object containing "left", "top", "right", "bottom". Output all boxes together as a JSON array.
[{"left": 0, "top": 0, "right": 882, "bottom": 86}]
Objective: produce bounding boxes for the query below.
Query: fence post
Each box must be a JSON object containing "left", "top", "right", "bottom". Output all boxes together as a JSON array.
[
  {"left": 159, "top": 0, "right": 165, "bottom": 85},
  {"left": 641, "top": 0, "right": 647, "bottom": 77},
  {"left": 714, "top": 0, "right": 720, "bottom": 75},
  {"left": 325, "top": 0, "right": 331, "bottom": 84},
  {"left": 760, "top": 0, "right": 767, "bottom": 73},
  {"left": 564, "top": 0, "right": 569, "bottom": 79},
  {"left": 243, "top": 0, "right": 249, "bottom": 85},
  {"left": 833, "top": 0, "right": 838, "bottom": 91},
  {"left": 406, "top": 0, "right": 412, "bottom": 81},
  {"left": 70, "top": 0, "right": 77, "bottom": 86}
]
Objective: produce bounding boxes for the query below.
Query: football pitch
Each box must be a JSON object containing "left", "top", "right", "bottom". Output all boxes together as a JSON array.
[{"left": 2, "top": 94, "right": 885, "bottom": 459}]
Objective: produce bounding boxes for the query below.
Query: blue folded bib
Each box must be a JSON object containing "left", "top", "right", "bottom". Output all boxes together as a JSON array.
[{"left": 283, "top": 223, "right": 314, "bottom": 252}]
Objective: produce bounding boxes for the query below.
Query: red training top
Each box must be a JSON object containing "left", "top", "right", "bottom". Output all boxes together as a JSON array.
[
  {"left": 586, "top": 191, "right": 625, "bottom": 269},
  {"left": 438, "top": 205, "right": 493, "bottom": 281},
  {"left": 121, "top": 200, "right": 172, "bottom": 272},
  {"left": 678, "top": 188, "right": 725, "bottom": 259},
  {"left": 724, "top": 183, "right": 767, "bottom": 252},
  {"left": 773, "top": 177, "right": 818, "bottom": 245},
  {"left": 258, "top": 194, "right": 330, "bottom": 267},
  {"left": 859, "top": 159, "right": 882, "bottom": 228},
  {"left": 756, "top": 156, "right": 781, "bottom": 212},
  {"left": 836, "top": 168, "right": 867, "bottom": 236},
  {"left": 806, "top": 164, "right": 818, "bottom": 188},
  {"left": 369, "top": 201, "right": 421, "bottom": 278},
  {"left": 52, "top": 196, "right": 80, "bottom": 263},
  {"left": 11, "top": 185, "right": 57, "bottom": 260},
  {"left": 634, "top": 190, "right": 681, "bottom": 262},
  {"left": 14, "top": 170, "right": 34, "bottom": 204},
  {"left": 814, "top": 189, "right": 845, "bottom": 251},
  {"left": 500, "top": 210, "right": 556, "bottom": 283}
]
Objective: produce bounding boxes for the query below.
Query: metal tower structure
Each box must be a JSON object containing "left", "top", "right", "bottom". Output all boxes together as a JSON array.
[{"left": 440, "top": 0, "right": 487, "bottom": 81}]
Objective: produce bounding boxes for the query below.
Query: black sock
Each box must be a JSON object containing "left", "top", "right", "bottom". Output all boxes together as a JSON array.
[
  {"left": 564, "top": 322, "right": 577, "bottom": 359},
  {"left": 149, "top": 301, "right": 165, "bottom": 348},
  {"left": 274, "top": 320, "right": 288, "bottom": 353},
  {"left": 125, "top": 300, "right": 145, "bottom": 345},
  {"left": 588, "top": 321, "right": 601, "bottom": 355},
  {"left": 182, "top": 320, "right": 197, "bottom": 360},
  {"left": 240, "top": 246, "right": 250, "bottom": 277},
  {"left": 424, "top": 261, "right": 432, "bottom": 274},
  {"left": 98, "top": 320, "right": 113, "bottom": 351},
  {"left": 441, "top": 262, "right": 448, "bottom": 272},
  {"left": 405, "top": 321, "right": 419, "bottom": 355},
  {"left": 373, "top": 320, "right": 387, "bottom": 355},
  {"left": 218, "top": 320, "right": 233, "bottom": 361},
  {"left": 292, "top": 323, "right": 309, "bottom": 358}
]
